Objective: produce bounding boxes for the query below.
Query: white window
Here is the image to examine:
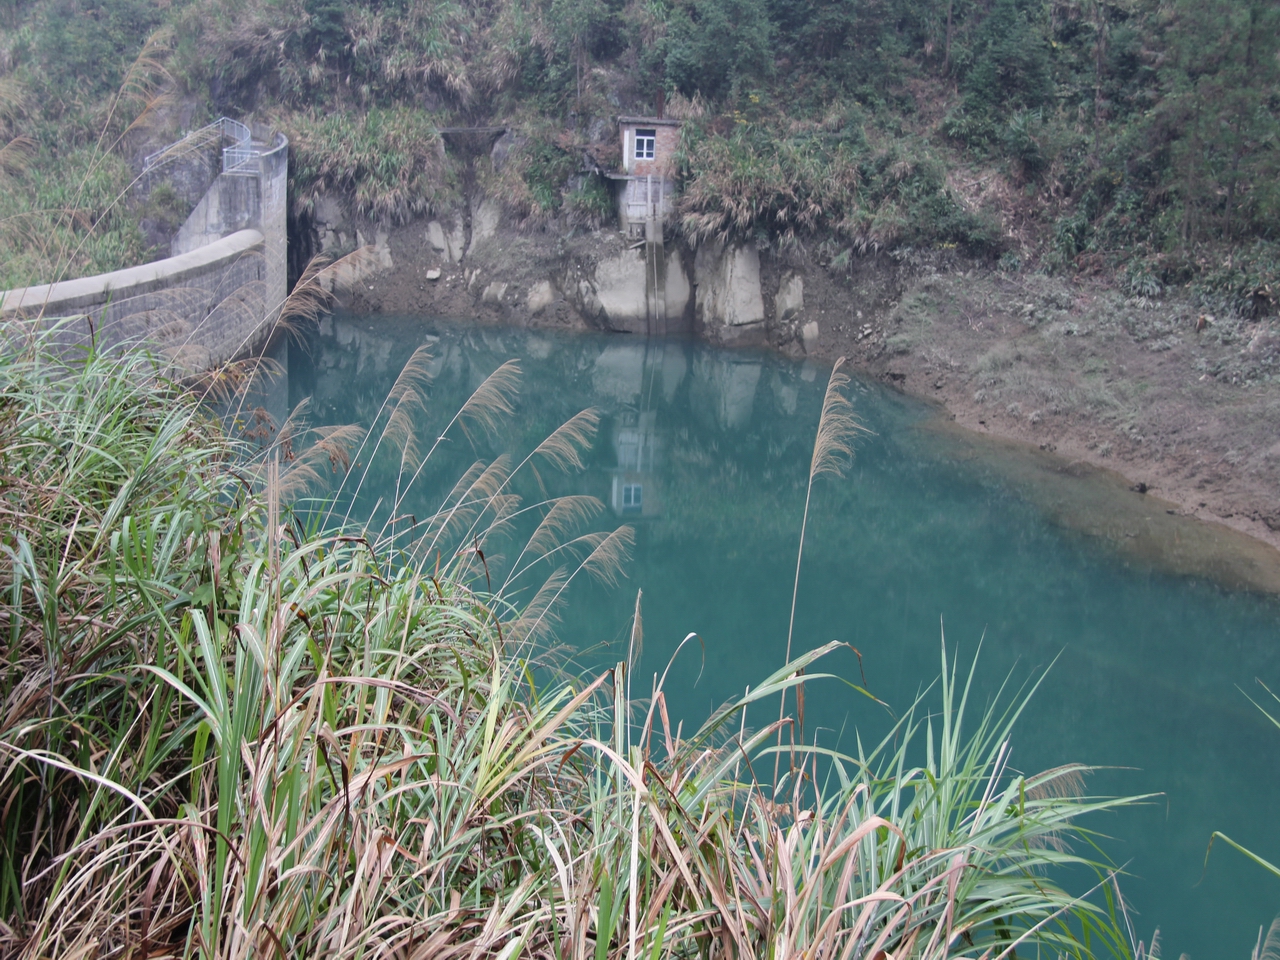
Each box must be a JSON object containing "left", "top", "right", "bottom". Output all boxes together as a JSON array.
[
  {"left": 622, "top": 484, "right": 642, "bottom": 511},
  {"left": 635, "top": 129, "right": 656, "bottom": 160}
]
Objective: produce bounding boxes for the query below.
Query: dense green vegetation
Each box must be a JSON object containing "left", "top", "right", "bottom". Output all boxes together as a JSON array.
[
  {"left": 0, "top": 0, "right": 1275, "bottom": 312},
  {"left": 0, "top": 325, "right": 1144, "bottom": 956}
]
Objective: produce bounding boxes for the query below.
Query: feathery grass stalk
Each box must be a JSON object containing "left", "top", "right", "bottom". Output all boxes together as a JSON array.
[
  {"left": 783, "top": 355, "right": 862, "bottom": 668},
  {"left": 776, "top": 356, "right": 864, "bottom": 785},
  {"left": 1, "top": 330, "right": 1145, "bottom": 959}
]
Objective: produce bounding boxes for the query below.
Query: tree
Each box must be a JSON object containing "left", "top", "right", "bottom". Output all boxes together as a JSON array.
[
  {"left": 962, "top": 0, "right": 1053, "bottom": 114},
  {"left": 1158, "top": 0, "right": 1280, "bottom": 245},
  {"left": 664, "top": 0, "right": 773, "bottom": 100}
]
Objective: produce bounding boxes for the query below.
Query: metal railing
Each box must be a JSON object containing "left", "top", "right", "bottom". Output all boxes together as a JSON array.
[{"left": 143, "top": 117, "right": 259, "bottom": 176}]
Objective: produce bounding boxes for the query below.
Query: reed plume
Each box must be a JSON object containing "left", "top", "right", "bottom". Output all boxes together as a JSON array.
[
  {"left": 785, "top": 356, "right": 863, "bottom": 665},
  {"left": 0, "top": 137, "right": 33, "bottom": 178},
  {"left": 277, "top": 422, "right": 368, "bottom": 498},
  {"left": 504, "top": 568, "right": 570, "bottom": 645},
  {"left": 776, "top": 356, "right": 864, "bottom": 780},
  {"left": 459, "top": 407, "right": 601, "bottom": 554},
  {"left": 519, "top": 495, "right": 606, "bottom": 564},
  {"left": 516, "top": 526, "right": 636, "bottom": 643},
  {"left": 278, "top": 247, "right": 382, "bottom": 332},
  {"left": 529, "top": 407, "right": 601, "bottom": 474},
  {"left": 389, "top": 359, "right": 522, "bottom": 521},
  {"left": 0, "top": 78, "right": 28, "bottom": 125},
  {"left": 1253, "top": 918, "right": 1280, "bottom": 960},
  {"left": 455, "top": 358, "right": 521, "bottom": 442}
]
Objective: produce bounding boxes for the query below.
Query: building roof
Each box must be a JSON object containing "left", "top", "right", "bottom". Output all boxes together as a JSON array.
[{"left": 617, "top": 116, "right": 682, "bottom": 127}]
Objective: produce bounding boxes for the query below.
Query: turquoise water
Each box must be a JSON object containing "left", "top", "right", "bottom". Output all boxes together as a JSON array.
[{"left": 291, "top": 314, "right": 1280, "bottom": 960}]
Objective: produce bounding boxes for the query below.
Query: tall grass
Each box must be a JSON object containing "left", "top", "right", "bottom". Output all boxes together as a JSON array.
[
  {"left": 0, "top": 325, "right": 1144, "bottom": 958},
  {"left": 675, "top": 120, "right": 1001, "bottom": 255},
  {"left": 284, "top": 107, "right": 459, "bottom": 226},
  {"left": 0, "top": 33, "right": 174, "bottom": 291}
]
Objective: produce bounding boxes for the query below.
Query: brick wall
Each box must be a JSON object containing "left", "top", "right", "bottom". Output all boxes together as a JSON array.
[{"left": 621, "top": 122, "right": 681, "bottom": 177}]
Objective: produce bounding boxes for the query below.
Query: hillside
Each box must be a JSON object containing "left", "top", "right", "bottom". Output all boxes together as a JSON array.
[{"left": 0, "top": 0, "right": 1276, "bottom": 316}]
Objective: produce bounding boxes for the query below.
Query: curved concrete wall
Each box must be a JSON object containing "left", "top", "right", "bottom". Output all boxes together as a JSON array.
[{"left": 1, "top": 130, "right": 288, "bottom": 371}]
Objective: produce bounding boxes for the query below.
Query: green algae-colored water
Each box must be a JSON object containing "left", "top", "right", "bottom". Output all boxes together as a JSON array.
[{"left": 291, "top": 314, "right": 1280, "bottom": 960}]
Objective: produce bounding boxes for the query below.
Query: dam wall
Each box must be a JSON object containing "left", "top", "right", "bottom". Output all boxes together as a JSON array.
[{"left": 1, "top": 126, "right": 288, "bottom": 372}]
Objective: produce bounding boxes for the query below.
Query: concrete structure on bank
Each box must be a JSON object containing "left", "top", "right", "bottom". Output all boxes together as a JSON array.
[
  {"left": 1, "top": 119, "right": 288, "bottom": 372},
  {"left": 595, "top": 116, "right": 682, "bottom": 334},
  {"left": 608, "top": 117, "right": 680, "bottom": 239}
]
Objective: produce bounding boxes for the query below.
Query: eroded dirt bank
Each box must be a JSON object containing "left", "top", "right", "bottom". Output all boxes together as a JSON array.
[
  {"left": 824, "top": 270, "right": 1280, "bottom": 557},
  {"left": 326, "top": 211, "right": 1280, "bottom": 561}
]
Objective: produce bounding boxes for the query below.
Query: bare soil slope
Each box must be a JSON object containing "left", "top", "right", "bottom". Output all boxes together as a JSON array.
[{"left": 806, "top": 269, "right": 1280, "bottom": 553}]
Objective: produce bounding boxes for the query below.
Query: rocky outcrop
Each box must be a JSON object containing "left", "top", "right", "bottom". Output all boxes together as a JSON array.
[
  {"left": 591, "top": 249, "right": 649, "bottom": 332},
  {"left": 467, "top": 198, "right": 501, "bottom": 257},
  {"left": 308, "top": 186, "right": 910, "bottom": 358},
  {"left": 426, "top": 217, "right": 466, "bottom": 262},
  {"left": 694, "top": 242, "right": 766, "bottom": 334},
  {"left": 776, "top": 273, "right": 804, "bottom": 322},
  {"left": 527, "top": 280, "right": 556, "bottom": 314}
]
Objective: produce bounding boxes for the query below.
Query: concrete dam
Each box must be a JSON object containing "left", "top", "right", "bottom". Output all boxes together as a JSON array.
[{"left": 0, "top": 118, "right": 288, "bottom": 372}]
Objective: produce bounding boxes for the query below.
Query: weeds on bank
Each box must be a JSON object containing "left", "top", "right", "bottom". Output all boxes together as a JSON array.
[{"left": 0, "top": 323, "right": 1144, "bottom": 958}]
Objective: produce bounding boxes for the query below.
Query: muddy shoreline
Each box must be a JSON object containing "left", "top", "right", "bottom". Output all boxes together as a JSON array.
[
  {"left": 331, "top": 215, "right": 1280, "bottom": 572},
  {"left": 805, "top": 270, "right": 1280, "bottom": 559}
]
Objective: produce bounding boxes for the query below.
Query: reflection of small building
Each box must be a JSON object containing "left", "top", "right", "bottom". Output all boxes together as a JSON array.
[
  {"left": 607, "top": 117, "right": 681, "bottom": 239},
  {"left": 609, "top": 410, "right": 661, "bottom": 517}
]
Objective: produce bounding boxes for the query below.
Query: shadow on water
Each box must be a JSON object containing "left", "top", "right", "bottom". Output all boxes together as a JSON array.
[{"left": 279, "top": 312, "right": 1280, "bottom": 960}]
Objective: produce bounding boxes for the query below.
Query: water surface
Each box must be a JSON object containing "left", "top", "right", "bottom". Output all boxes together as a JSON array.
[{"left": 289, "top": 314, "right": 1280, "bottom": 960}]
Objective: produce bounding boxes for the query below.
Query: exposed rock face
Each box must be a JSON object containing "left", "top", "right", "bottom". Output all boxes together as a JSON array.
[
  {"left": 318, "top": 190, "right": 858, "bottom": 346},
  {"left": 665, "top": 252, "right": 691, "bottom": 325},
  {"left": 328, "top": 228, "right": 394, "bottom": 289},
  {"left": 802, "top": 320, "right": 820, "bottom": 353},
  {"left": 426, "top": 218, "right": 465, "bottom": 262},
  {"left": 776, "top": 273, "right": 804, "bottom": 322},
  {"left": 566, "top": 247, "right": 693, "bottom": 333},
  {"left": 481, "top": 281, "right": 509, "bottom": 304},
  {"left": 694, "top": 242, "right": 765, "bottom": 330},
  {"left": 593, "top": 249, "right": 649, "bottom": 333},
  {"left": 467, "top": 198, "right": 501, "bottom": 256},
  {"left": 527, "top": 280, "right": 555, "bottom": 314}
]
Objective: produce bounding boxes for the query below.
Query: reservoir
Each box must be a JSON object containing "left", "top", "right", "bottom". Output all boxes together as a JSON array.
[{"left": 288, "top": 313, "right": 1280, "bottom": 960}]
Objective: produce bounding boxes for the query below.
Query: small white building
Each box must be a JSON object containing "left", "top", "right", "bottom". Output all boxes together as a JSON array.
[{"left": 608, "top": 117, "right": 681, "bottom": 238}]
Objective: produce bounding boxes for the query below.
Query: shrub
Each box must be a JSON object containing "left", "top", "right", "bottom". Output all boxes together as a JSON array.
[
  {"left": 961, "top": 0, "right": 1053, "bottom": 115},
  {"left": 677, "top": 122, "right": 860, "bottom": 243},
  {"left": 564, "top": 174, "right": 615, "bottom": 228},
  {"left": 30, "top": 0, "right": 165, "bottom": 101},
  {"left": 285, "top": 107, "right": 458, "bottom": 224}
]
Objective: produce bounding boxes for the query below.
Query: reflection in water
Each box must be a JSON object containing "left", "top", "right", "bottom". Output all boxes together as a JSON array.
[
  {"left": 611, "top": 411, "right": 659, "bottom": 517},
  {"left": 287, "top": 313, "right": 1280, "bottom": 960}
]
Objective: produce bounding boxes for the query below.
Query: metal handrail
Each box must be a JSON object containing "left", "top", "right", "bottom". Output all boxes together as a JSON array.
[{"left": 143, "top": 117, "right": 259, "bottom": 175}]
